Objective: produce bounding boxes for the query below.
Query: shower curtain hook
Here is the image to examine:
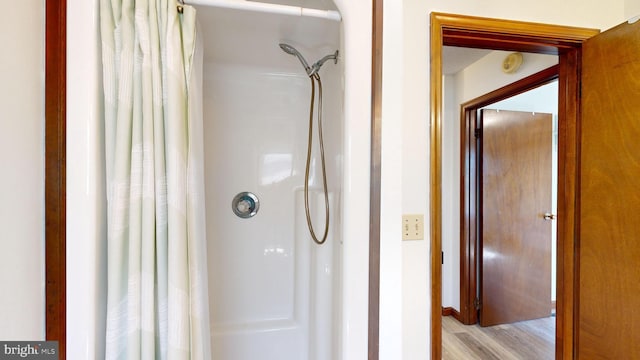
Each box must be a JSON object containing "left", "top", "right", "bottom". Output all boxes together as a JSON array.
[{"left": 177, "top": 0, "right": 185, "bottom": 13}]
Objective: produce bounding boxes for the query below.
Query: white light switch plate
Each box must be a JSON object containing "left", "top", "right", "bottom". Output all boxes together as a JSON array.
[{"left": 402, "top": 214, "right": 424, "bottom": 240}]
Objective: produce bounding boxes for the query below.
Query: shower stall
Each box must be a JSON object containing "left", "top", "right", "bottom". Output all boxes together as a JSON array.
[
  {"left": 197, "top": 4, "right": 342, "bottom": 359},
  {"left": 67, "top": 0, "right": 372, "bottom": 359}
]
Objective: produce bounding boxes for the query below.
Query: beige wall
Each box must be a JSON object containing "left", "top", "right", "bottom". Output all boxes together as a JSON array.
[
  {"left": 0, "top": 1, "right": 45, "bottom": 339},
  {"left": 627, "top": 0, "right": 640, "bottom": 20},
  {"left": 378, "top": 1, "right": 627, "bottom": 358}
]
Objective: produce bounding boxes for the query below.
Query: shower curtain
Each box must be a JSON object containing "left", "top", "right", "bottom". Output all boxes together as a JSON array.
[{"left": 100, "top": 0, "right": 210, "bottom": 358}]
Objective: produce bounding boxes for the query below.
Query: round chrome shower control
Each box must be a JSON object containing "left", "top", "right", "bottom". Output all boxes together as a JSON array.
[{"left": 232, "top": 192, "right": 259, "bottom": 218}]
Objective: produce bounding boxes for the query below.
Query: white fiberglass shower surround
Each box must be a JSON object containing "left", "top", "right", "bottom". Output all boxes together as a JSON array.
[
  {"left": 66, "top": 0, "right": 372, "bottom": 359},
  {"left": 198, "top": 3, "right": 342, "bottom": 359}
]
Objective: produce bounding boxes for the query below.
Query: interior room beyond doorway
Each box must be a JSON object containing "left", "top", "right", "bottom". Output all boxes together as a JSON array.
[{"left": 441, "top": 47, "right": 559, "bottom": 358}]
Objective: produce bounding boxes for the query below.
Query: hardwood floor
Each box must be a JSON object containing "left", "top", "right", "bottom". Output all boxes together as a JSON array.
[{"left": 442, "top": 315, "right": 555, "bottom": 360}]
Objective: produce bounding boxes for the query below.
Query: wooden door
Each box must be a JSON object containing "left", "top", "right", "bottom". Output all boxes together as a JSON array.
[
  {"left": 578, "top": 20, "right": 640, "bottom": 358},
  {"left": 480, "top": 109, "right": 553, "bottom": 327}
]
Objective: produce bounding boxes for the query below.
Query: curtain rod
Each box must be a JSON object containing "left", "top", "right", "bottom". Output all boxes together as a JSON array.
[{"left": 184, "top": 0, "right": 342, "bottom": 21}]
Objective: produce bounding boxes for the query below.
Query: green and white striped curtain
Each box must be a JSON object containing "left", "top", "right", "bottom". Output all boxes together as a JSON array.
[{"left": 100, "top": 0, "right": 210, "bottom": 358}]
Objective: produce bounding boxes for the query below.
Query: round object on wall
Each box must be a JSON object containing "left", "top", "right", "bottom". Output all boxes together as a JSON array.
[
  {"left": 502, "top": 52, "right": 524, "bottom": 74},
  {"left": 232, "top": 192, "right": 260, "bottom": 218}
]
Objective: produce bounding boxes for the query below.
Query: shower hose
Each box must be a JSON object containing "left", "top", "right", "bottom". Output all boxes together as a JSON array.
[{"left": 304, "top": 72, "right": 330, "bottom": 245}]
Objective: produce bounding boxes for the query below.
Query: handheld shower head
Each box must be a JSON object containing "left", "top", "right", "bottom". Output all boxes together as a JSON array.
[
  {"left": 279, "top": 43, "right": 311, "bottom": 74},
  {"left": 278, "top": 43, "right": 298, "bottom": 55}
]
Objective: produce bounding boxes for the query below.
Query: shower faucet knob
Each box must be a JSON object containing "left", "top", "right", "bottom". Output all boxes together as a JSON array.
[{"left": 232, "top": 192, "right": 260, "bottom": 219}]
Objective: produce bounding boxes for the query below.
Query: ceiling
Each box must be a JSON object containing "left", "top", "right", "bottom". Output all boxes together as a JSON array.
[{"left": 442, "top": 46, "right": 492, "bottom": 75}]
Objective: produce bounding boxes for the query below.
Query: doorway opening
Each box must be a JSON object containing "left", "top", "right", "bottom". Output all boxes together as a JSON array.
[
  {"left": 457, "top": 67, "right": 560, "bottom": 326},
  {"left": 442, "top": 67, "right": 560, "bottom": 358},
  {"left": 429, "top": 12, "right": 600, "bottom": 359}
]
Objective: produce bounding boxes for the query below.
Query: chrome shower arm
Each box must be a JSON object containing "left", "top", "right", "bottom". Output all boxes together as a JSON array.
[{"left": 309, "top": 50, "right": 339, "bottom": 76}]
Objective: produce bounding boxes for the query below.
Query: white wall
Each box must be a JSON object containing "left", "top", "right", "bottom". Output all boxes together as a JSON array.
[
  {"left": 381, "top": 0, "right": 405, "bottom": 359},
  {"left": 0, "top": 0, "right": 45, "bottom": 340},
  {"left": 455, "top": 51, "right": 558, "bottom": 105},
  {"left": 382, "top": 1, "right": 627, "bottom": 359},
  {"left": 441, "top": 75, "right": 460, "bottom": 310}
]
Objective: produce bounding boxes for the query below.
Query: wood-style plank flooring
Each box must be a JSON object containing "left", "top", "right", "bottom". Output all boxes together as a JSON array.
[{"left": 442, "top": 315, "right": 555, "bottom": 360}]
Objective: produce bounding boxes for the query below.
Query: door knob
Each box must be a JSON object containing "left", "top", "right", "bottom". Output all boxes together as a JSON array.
[{"left": 543, "top": 213, "right": 556, "bottom": 220}]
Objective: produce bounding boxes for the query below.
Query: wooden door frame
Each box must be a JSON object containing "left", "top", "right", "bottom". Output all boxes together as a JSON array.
[
  {"left": 46, "top": 0, "right": 67, "bottom": 358},
  {"left": 430, "top": 12, "right": 599, "bottom": 359},
  {"left": 370, "top": 0, "right": 383, "bottom": 359},
  {"left": 459, "top": 66, "right": 560, "bottom": 326}
]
